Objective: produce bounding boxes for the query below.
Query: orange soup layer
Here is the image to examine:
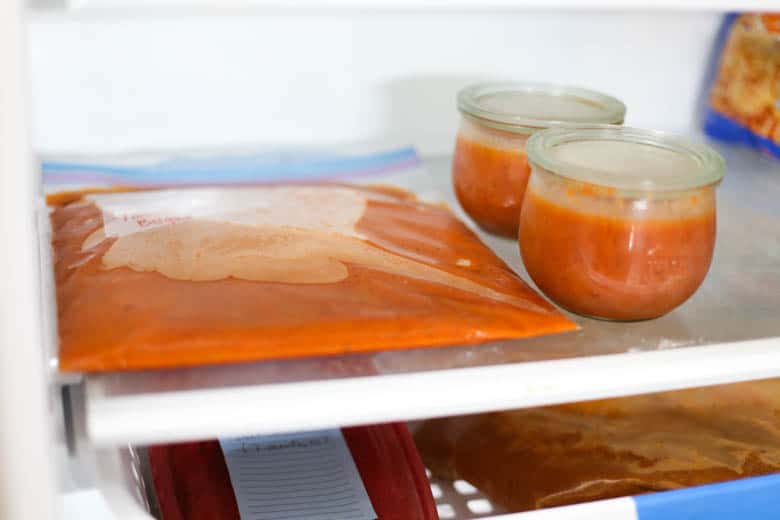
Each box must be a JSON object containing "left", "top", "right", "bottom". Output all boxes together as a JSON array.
[
  {"left": 51, "top": 184, "right": 576, "bottom": 372},
  {"left": 519, "top": 191, "right": 716, "bottom": 321},
  {"left": 453, "top": 136, "right": 531, "bottom": 237}
]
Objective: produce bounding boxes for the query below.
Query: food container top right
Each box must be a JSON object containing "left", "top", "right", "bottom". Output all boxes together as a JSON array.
[{"left": 519, "top": 126, "right": 726, "bottom": 322}]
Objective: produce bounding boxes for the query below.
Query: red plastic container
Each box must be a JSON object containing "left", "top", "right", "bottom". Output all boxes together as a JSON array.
[{"left": 148, "top": 423, "right": 438, "bottom": 520}]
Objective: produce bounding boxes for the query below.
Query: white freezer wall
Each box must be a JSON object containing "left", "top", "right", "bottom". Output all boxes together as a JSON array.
[{"left": 27, "top": 10, "right": 721, "bottom": 156}]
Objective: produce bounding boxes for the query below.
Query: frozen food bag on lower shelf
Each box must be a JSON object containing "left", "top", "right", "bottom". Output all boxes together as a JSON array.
[
  {"left": 414, "top": 379, "right": 780, "bottom": 512},
  {"left": 147, "top": 423, "right": 438, "bottom": 520},
  {"left": 45, "top": 146, "right": 575, "bottom": 372},
  {"left": 703, "top": 13, "right": 780, "bottom": 158}
]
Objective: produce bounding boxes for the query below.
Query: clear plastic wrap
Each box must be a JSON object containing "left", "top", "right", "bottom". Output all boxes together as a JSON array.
[
  {"left": 47, "top": 147, "right": 575, "bottom": 372},
  {"left": 414, "top": 379, "right": 780, "bottom": 512},
  {"left": 704, "top": 13, "right": 780, "bottom": 158}
]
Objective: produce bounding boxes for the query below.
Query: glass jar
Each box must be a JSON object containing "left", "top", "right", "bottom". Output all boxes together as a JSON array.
[
  {"left": 519, "top": 126, "right": 726, "bottom": 321},
  {"left": 453, "top": 82, "right": 626, "bottom": 237}
]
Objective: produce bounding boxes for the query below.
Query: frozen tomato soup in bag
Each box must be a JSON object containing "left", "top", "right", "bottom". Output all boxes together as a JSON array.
[
  {"left": 519, "top": 127, "right": 725, "bottom": 321},
  {"left": 50, "top": 184, "right": 575, "bottom": 372},
  {"left": 453, "top": 82, "right": 625, "bottom": 237}
]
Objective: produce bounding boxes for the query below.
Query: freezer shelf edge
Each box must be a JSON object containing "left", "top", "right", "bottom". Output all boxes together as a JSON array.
[{"left": 86, "top": 336, "right": 780, "bottom": 447}]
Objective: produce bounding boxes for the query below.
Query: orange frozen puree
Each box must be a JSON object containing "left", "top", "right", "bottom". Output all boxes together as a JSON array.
[
  {"left": 453, "top": 135, "right": 531, "bottom": 237},
  {"left": 519, "top": 190, "right": 716, "bottom": 321},
  {"left": 51, "top": 184, "right": 576, "bottom": 372}
]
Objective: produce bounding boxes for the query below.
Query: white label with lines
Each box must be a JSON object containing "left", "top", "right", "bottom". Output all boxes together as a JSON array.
[{"left": 219, "top": 429, "right": 377, "bottom": 520}]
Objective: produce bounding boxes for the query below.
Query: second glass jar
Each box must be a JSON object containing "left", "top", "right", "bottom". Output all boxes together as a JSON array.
[{"left": 453, "top": 82, "right": 626, "bottom": 237}]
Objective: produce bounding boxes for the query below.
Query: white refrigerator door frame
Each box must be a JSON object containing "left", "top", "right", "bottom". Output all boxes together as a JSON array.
[{"left": 0, "top": 1, "right": 56, "bottom": 519}]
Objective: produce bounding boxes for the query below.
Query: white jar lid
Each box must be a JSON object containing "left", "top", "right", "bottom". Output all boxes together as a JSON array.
[
  {"left": 457, "top": 82, "right": 626, "bottom": 135},
  {"left": 526, "top": 126, "right": 726, "bottom": 192}
]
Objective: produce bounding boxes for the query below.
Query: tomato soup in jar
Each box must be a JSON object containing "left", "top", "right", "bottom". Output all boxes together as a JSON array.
[
  {"left": 520, "top": 127, "right": 725, "bottom": 321},
  {"left": 453, "top": 82, "right": 626, "bottom": 237}
]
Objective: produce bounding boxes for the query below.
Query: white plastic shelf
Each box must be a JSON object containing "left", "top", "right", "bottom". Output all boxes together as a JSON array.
[
  {"left": 78, "top": 441, "right": 634, "bottom": 520},
  {"left": 58, "top": 384, "right": 154, "bottom": 520},
  {"left": 37, "top": 0, "right": 780, "bottom": 12},
  {"left": 77, "top": 140, "right": 780, "bottom": 447}
]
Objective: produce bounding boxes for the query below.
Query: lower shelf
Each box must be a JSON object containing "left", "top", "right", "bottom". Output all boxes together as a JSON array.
[
  {"left": 61, "top": 379, "right": 780, "bottom": 520},
  {"left": 62, "top": 443, "right": 780, "bottom": 520},
  {"left": 430, "top": 472, "right": 507, "bottom": 519}
]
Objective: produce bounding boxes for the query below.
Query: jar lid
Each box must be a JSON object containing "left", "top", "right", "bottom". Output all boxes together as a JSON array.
[
  {"left": 526, "top": 126, "right": 726, "bottom": 192},
  {"left": 457, "top": 82, "right": 626, "bottom": 134}
]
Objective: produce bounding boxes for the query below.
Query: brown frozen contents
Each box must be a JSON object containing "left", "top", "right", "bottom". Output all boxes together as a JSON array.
[{"left": 414, "top": 380, "right": 780, "bottom": 512}]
